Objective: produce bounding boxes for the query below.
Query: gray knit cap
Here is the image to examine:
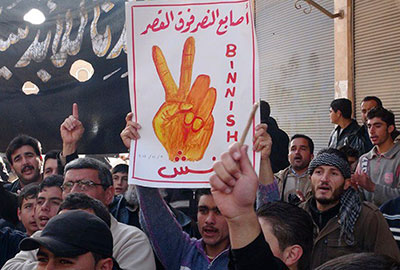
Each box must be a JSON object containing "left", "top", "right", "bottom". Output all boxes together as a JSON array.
[{"left": 308, "top": 152, "right": 351, "bottom": 179}]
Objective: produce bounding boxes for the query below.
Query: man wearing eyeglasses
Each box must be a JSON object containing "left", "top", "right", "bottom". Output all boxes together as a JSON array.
[
  {"left": 61, "top": 157, "right": 155, "bottom": 270},
  {"left": 3, "top": 157, "right": 156, "bottom": 270}
]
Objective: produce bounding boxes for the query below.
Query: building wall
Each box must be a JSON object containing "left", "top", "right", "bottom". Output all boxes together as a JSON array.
[{"left": 255, "top": 0, "right": 335, "bottom": 152}]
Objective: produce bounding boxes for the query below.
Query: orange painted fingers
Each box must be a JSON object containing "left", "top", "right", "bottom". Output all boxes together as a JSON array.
[
  {"left": 152, "top": 45, "right": 178, "bottom": 101},
  {"left": 178, "top": 37, "right": 195, "bottom": 100}
]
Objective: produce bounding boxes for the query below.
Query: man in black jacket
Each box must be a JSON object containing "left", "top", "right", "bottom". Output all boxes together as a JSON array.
[
  {"left": 210, "top": 143, "right": 291, "bottom": 270},
  {"left": 328, "top": 98, "right": 359, "bottom": 149},
  {"left": 346, "top": 96, "right": 400, "bottom": 155}
]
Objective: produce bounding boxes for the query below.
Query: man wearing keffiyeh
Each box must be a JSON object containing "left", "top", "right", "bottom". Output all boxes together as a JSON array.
[
  {"left": 254, "top": 123, "right": 400, "bottom": 268},
  {"left": 303, "top": 148, "right": 400, "bottom": 268}
]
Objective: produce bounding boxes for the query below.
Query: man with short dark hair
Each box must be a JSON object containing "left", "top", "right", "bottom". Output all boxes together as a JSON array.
[
  {"left": 43, "top": 150, "right": 61, "bottom": 180},
  {"left": 3, "top": 159, "right": 155, "bottom": 270},
  {"left": 112, "top": 164, "right": 128, "bottom": 196},
  {"left": 19, "top": 210, "right": 114, "bottom": 270},
  {"left": 273, "top": 133, "right": 314, "bottom": 204},
  {"left": 256, "top": 202, "right": 313, "bottom": 270},
  {"left": 2, "top": 193, "right": 115, "bottom": 270},
  {"left": 0, "top": 185, "right": 37, "bottom": 267},
  {"left": 209, "top": 143, "right": 289, "bottom": 270},
  {"left": 353, "top": 107, "right": 400, "bottom": 206},
  {"left": 5, "top": 135, "right": 43, "bottom": 193},
  {"left": 59, "top": 193, "right": 111, "bottom": 227},
  {"left": 1, "top": 178, "right": 63, "bottom": 269},
  {"left": 345, "top": 96, "right": 383, "bottom": 155},
  {"left": 17, "top": 184, "right": 39, "bottom": 236},
  {"left": 35, "top": 175, "right": 64, "bottom": 230},
  {"left": 347, "top": 96, "right": 400, "bottom": 155},
  {"left": 256, "top": 125, "right": 313, "bottom": 205},
  {"left": 258, "top": 146, "right": 400, "bottom": 268},
  {"left": 328, "top": 98, "right": 360, "bottom": 149},
  {"left": 61, "top": 157, "right": 155, "bottom": 270},
  {"left": 338, "top": 145, "right": 359, "bottom": 174},
  {"left": 361, "top": 96, "right": 383, "bottom": 124},
  {"left": 120, "top": 114, "right": 230, "bottom": 270},
  {"left": 109, "top": 163, "right": 141, "bottom": 228}
]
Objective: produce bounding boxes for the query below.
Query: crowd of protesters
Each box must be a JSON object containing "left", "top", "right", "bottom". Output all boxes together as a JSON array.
[{"left": 1, "top": 95, "right": 400, "bottom": 270}]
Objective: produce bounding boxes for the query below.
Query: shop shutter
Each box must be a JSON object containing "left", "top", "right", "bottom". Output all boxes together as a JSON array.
[
  {"left": 354, "top": 0, "right": 400, "bottom": 127},
  {"left": 255, "top": 0, "right": 335, "bottom": 152}
]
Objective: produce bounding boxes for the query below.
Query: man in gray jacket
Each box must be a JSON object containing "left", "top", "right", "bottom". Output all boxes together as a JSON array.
[{"left": 353, "top": 107, "right": 400, "bottom": 206}]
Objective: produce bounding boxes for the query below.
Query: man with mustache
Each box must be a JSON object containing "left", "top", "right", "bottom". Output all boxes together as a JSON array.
[
  {"left": 257, "top": 144, "right": 400, "bottom": 268},
  {"left": 305, "top": 148, "right": 400, "bottom": 267},
  {"left": 276, "top": 134, "right": 314, "bottom": 204},
  {"left": 257, "top": 123, "right": 314, "bottom": 204},
  {"left": 5, "top": 135, "right": 43, "bottom": 193}
]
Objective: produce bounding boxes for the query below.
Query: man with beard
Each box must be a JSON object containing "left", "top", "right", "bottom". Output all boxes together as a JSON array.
[
  {"left": 302, "top": 148, "right": 399, "bottom": 268},
  {"left": 5, "top": 135, "right": 43, "bottom": 193},
  {"left": 257, "top": 124, "right": 314, "bottom": 205},
  {"left": 257, "top": 139, "right": 400, "bottom": 267}
]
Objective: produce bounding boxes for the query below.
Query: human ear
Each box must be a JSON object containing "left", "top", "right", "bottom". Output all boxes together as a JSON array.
[
  {"left": 282, "top": 244, "right": 303, "bottom": 268},
  {"left": 344, "top": 178, "right": 351, "bottom": 190},
  {"left": 17, "top": 208, "right": 22, "bottom": 221},
  {"left": 388, "top": 124, "right": 395, "bottom": 134},
  {"left": 105, "top": 186, "right": 115, "bottom": 206},
  {"left": 96, "top": 258, "right": 113, "bottom": 270}
]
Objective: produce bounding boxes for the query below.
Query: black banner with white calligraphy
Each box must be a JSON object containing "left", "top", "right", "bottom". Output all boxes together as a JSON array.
[{"left": 0, "top": 0, "right": 129, "bottom": 154}]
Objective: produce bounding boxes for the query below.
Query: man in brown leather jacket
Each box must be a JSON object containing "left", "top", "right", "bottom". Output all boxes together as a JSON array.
[
  {"left": 257, "top": 125, "right": 400, "bottom": 268},
  {"left": 304, "top": 148, "right": 400, "bottom": 268}
]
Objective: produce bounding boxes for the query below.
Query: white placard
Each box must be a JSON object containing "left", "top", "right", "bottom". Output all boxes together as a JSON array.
[{"left": 126, "top": 0, "right": 259, "bottom": 188}]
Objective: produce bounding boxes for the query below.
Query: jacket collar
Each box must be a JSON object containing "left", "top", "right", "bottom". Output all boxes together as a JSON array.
[{"left": 365, "top": 142, "right": 400, "bottom": 159}]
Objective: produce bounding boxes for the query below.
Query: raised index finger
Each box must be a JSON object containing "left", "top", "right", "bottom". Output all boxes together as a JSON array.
[{"left": 72, "top": 103, "right": 79, "bottom": 119}]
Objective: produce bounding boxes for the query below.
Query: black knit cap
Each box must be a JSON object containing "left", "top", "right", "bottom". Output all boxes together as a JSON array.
[
  {"left": 308, "top": 148, "right": 351, "bottom": 179},
  {"left": 19, "top": 210, "right": 113, "bottom": 258}
]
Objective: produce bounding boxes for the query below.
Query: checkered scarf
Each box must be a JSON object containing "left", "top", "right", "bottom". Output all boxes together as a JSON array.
[
  {"left": 339, "top": 187, "right": 361, "bottom": 246},
  {"left": 308, "top": 151, "right": 360, "bottom": 245}
]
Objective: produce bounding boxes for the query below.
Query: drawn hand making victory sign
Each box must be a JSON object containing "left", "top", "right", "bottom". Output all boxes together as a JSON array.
[{"left": 152, "top": 36, "right": 217, "bottom": 162}]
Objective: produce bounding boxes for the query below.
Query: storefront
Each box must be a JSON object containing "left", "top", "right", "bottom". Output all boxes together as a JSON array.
[{"left": 255, "top": 0, "right": 400, "bottom": 152}]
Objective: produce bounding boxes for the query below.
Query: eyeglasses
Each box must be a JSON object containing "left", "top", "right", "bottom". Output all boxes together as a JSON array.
[{"left": 62, "top": 179, "right": 106, "bottom": 192}]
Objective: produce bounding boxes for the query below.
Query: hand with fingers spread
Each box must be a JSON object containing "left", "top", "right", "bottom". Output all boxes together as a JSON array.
[
  {"left": 120, "top": 112, "right": 142, "bottom": 149},
  {"left": 210, "top": 143, "right": 258, "bottom": 220},
  {"left": 253, "top": 124, "right": 272, "bottom": 160},
  {"left": 152, "top": 36, "right": 217, "bottom": 162},
  {"left": 60, "top": 103, "right": 84, "bottom": 156}
]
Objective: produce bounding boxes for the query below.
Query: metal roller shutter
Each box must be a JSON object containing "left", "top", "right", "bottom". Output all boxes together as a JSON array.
[
  {"left": 255, "top": 0, "right": 335, "bottom": 153},
  {"left": 354, "top": 0, "right": 400, "bottom": 127}
]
